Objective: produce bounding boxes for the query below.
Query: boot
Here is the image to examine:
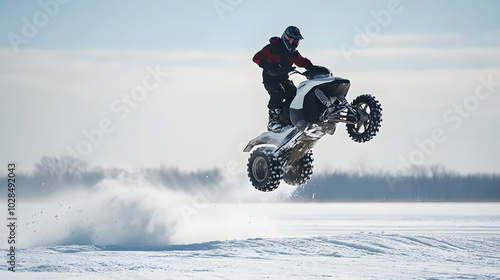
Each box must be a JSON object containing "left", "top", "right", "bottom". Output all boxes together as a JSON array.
[{"left": 267, "top": 108, "right": 283, "bottom": 132}]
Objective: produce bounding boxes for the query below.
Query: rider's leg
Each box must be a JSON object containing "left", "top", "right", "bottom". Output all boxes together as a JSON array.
[
  {"left": 264, "top": 82, "right": 287, "bottom": 131},
  {"left": 281, "top": 80, "right": 297, "bottom": 108}
]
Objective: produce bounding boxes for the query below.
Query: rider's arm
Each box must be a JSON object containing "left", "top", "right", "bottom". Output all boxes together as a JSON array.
[
  {"left": 293, "top": 51, "right": 314, "bottom": 70},
  {"left": 253, "top": 46, "right": 281, "bottom": 71},
  {"left": 253, "top": 46, "right": 271, "bottom": 68}
]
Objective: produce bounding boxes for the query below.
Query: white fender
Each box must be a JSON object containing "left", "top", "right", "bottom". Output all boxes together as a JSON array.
[{"left": 290, "top": 76, "right": 338, "bottom": 110}]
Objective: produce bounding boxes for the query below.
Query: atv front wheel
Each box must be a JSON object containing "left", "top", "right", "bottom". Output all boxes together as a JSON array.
[
  {"left": 283, "top": 151, "right": 314, "bottom": 186},
  {"left": 346, "top": 94, "right": 382, "bottom": 143},
  {"left": 247, "top": 147, "right": 283, "bottom": 192}
]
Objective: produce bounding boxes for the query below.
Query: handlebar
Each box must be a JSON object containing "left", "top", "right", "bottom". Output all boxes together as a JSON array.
[
  {"left": 268, "top": 65, "right": 331, "bottom": 79},
  {"left": 268, "top": 66, "right": 297, "bottom": 76}
]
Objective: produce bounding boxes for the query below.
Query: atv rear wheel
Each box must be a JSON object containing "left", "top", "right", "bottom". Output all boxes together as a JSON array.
[
  {"left": 247, "top": 147, "right": 283, "bottom": 192},
  {"left": 346, "top": 94, "right": 382, "bottom": 143},
  {"left": 283, "top": 151, "right": 314, "bottom": 186}
]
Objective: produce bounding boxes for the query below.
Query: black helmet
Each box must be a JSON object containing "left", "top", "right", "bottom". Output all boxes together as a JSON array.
[{"left": 282, "top": 26, "right": 303, "bottom": 53}]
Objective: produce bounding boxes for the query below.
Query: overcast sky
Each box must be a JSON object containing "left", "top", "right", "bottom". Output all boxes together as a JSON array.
[{"left": 1, "top": 0, "right": 499, "bottom": 175}]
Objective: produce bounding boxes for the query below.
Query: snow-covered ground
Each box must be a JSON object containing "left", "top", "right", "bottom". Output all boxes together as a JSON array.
[{"left": 2, "top": 201, "right": 499, "bottom": 279}]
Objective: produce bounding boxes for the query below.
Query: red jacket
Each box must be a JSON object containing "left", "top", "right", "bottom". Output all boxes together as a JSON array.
[{"left": 253, "top": 36, "right": 313, "bottom": 83}]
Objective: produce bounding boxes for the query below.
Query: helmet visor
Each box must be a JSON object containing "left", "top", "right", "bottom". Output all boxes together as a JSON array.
[{"left": 284, "top": 34, "right": 301, "bottom": 48}]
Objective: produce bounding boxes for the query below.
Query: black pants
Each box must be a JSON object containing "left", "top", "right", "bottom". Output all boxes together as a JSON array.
[{"left": 264, "top": 80, "right": 297, "bottom": 110}]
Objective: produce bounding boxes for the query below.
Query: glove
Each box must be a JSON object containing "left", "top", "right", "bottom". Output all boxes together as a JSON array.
[
  {"left": 306, "top": 65, "right": 331, "bottom": 75},
  {"left": 307, "top": 65, "right": 322, "bottom": 70}
]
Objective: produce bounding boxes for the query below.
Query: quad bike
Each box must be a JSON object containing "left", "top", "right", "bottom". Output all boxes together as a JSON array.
[{"left": 243, "top": 66, "right": 382, "bottom": 192}]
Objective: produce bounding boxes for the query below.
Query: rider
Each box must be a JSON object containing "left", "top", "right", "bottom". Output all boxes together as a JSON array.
[{"left": 253, "top": 26, "right": 315, "bottom": 131}]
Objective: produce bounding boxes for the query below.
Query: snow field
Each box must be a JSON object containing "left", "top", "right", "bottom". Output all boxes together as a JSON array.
[{"left": 2, "top": 233, "right": 499, "bottom": 279}]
